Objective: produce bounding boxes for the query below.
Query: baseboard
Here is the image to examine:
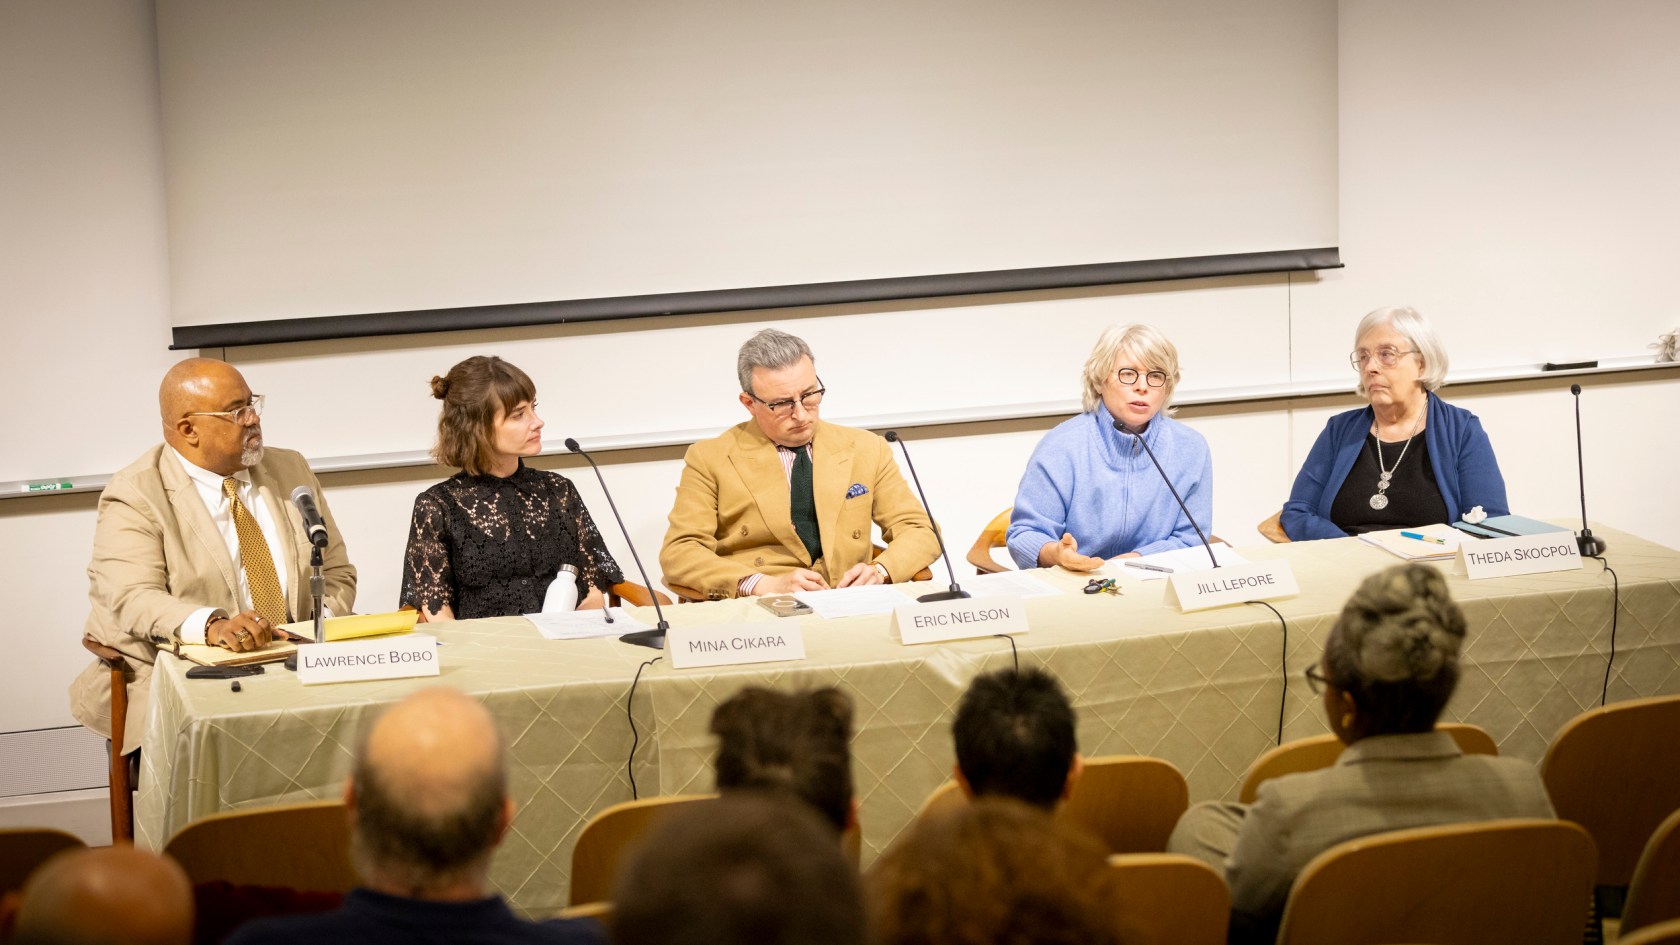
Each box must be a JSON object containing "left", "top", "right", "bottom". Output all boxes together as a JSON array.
[{"left": 0, "top": 787, "right": 113, "bottom": 846}]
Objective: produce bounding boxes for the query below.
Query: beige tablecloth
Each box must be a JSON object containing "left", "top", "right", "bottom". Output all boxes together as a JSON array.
[{"left": 136, "top": 528, "right": 1680, "bottom": 915}]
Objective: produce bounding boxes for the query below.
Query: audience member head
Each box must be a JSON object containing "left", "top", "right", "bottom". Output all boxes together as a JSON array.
[
  {"left": 429, "top": 356, "right": 539, "bottom": 475},
  {"left": 12, "top": 846, "right": 193, "bottom": 945},
  {"left": 709, "top": 685, "right": 855, "bottom": 833},
  {"left": 347, "top": 686, "right": 512, "bottom": 899},
  {"left": 1318, "top": 562, "right": 1468, "bottom": 742},
  {"left": 867, "top": 797, "right": 1127, "bottom": 945},
  {"left": 159, "top": 357, "right": 264, "bottom": 476},
  {"left": 736, "top": 329, "right": 822, "bottom": 448},
  {"left": 611, "top": 793, "right": 866, "bottom": 945},
  {"left": 952, "top": 667, "right": 1081, "bottom": 810}
]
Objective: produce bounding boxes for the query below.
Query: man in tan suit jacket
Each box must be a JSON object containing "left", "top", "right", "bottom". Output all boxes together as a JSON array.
[
  {"left": 660, "top": 330, "right": 938, "bottom": 600},
  {"left": 71, "top": 359, "right": 355, "bottom": 754}
]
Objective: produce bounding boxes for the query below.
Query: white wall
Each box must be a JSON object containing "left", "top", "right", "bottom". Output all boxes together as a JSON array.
[{"left": 3, "top": 1, "right": 1677, "bottom": 814}]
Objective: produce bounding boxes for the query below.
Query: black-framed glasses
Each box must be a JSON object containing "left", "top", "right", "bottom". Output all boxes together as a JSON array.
[
  {"left": 186, "top": 394, "right": 264, "bottom": 425},
  {"left": 1350, "top": 347, "right": 1418, "bottom": 370},
  {"left": 1116, "top": 368, "right": 1168, "bottom": 388},
  {"left": 1303, "top": 664, "right": 1332, "bottom": 695},
  {"left": 747, "top": 377, "right": 825, "bottom": 417}
]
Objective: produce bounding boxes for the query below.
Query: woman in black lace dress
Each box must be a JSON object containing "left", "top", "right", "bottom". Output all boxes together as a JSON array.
[{"left": 400, "top": 356, "right": 622, "bottom": 621}]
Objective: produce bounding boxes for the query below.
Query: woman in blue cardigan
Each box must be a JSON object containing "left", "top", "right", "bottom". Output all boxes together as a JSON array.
[{"left": 1282, "top": 306, "right": 1508, "bottom": 540}]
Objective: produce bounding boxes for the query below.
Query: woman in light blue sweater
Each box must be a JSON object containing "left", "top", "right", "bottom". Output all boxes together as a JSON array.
[{"left": 1008, "top": 325, "right": 1213, "bottom": 571}]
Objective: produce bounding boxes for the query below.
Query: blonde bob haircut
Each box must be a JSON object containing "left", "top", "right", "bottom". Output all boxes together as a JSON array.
[
  {"left": 429, "top": 356, "right": 537, "bottom": 476},
  {"left": 1353, "top": 306, "right": 1450, "bottom": 398},
  {"left": 1080, "top": 324, "right": 1182, "bottom": 414}
]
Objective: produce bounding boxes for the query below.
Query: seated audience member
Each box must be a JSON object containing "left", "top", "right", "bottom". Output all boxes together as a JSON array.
[
  {"left": 1280, "top": 305, "right": 1509, "bottom": 539},
  {"left": 952, "top": 667, "right": 1082, "bottom": 810},
  {"left": 710, "top": 685, "right": 855, "bottom": 835},
  {"left": 1167, "top": 563, "right": 1554, "bottom": 944},
  {"left": 227, "top": 687, "right": 600, "bottom": 945},
  {"left": 867, "top": 798, "right": 1129, "bottom": 945},
  {"left": 659, "top": 328, "right": 939, "bottom": 599},
  {"left": 11, "top": 847, "right": 193, "bottom": 945},
  {"left": 612, "top": 793, "right": 866, "bottom": 945},
  {"left": 401, "top": 355, "right": 621, "bottom": 620},
  {"left": 1008, "top": 324, "right": 1212, "bottom": 571}
]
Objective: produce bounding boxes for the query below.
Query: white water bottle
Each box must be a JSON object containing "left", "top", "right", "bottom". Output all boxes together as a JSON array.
[{"left": 541, "top": 563, "right": 581, "bottom": 613}]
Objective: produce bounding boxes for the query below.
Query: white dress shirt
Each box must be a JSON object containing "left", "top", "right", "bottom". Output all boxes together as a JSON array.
[{"left": 170, "top": 448, "right": 291, "bottom": 643}]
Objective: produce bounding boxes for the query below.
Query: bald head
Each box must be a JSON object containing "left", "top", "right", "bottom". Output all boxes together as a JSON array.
[
  {"left": 350, "top": 687, "right": 510, "bottom": 896},
  {"left": 159, "top": 358, "right": 263, "bottom": 475},
  {"left": 14, "top": 847, "right": 193, "bottom": 945}
]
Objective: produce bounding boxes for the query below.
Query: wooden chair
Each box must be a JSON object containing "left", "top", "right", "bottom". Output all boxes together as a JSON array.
[
  {"left": 556, "top": 900, "right": 613, "bottom": 922},
  {"left": 1542, "top": 694, "right": 1680, "bottom": 888},
  {"left": 1107, "top": 853, "right": 1228, "bottom": 945},
  {"left": 1258, "top": 510, "right": 1291, "bottom": 543},
  {"left": 667, "top": 546, "right": 932, "bottom": 603},
  {"left": 1239, "top": 723, "right": 1498, "bottom": 803},
  {"left": 965, "top": 507, "right": 1012, "bottom": 574},
  {"left": 0, "top": 828, "right": 86, "bottom": 893},
  {"left": 570, "top": 794, "right": 714, "bottom": 906},
  {"left": 1621, "top": 807, "right": 1680, "bottom": 937},
  {"left": 1621, "top": 918, "right": 1680, "bottom": 945},
  {"left": 607, "top": 581, "right": 671, "bottom": 608},
  {"left": 163, "top": 800, "right": 357, "bottom": 892},
  {"left": 1274, "top": 818, "right": 1596, "bottom": 945},
  {"left": 81, "top": 636, "right": 135, "bottom": 844}
]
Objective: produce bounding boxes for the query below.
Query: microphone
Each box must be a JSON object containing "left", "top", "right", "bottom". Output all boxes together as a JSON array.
[
  {"left": 565, "top": 438, "right": 669, "bottom": 649},
  {"left": 1112, "top": 419, "right": 1218, "bottom": 569},
  {"left": 1570, "top": 384, "right": 1607, "bottom": 556},
  {"left": 883, "top": 431, "right": 969, "bottom": 602},
  {"left": 289, "top": 485, "right": 330, "bottom": 549}
]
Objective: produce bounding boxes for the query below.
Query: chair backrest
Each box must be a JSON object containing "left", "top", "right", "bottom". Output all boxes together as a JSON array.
[
  {"left": 1620, "top": 917, "right": 1680, "bottom": 945},
  {"left": 1239, "top": 723, "right": 1498, "bottom": 804},
  {"left": 163, "top": 800, "right": 357, "bottom": 892},
  {"left": 1107, "top": 853, "right": 1228, "bottom": 945},
  {"left": 1275, "top": 818, "right": 1596, "bottom": 945},
  {"left": 556, "top": 900, "right": 614, "bottom": 922},
  {"left": 1057, "top": 755, "right": 1188, "bottom": 854},
  {"left": 570, "top": 794, "right": 714, "bottom": 906},
  {"left": 1622, "top": 807, "right": 1680, "bottom": 936},
  {"left": 1258, "top": 510, "right": 1291, "bottom": 543},
  {"left": 0, "top": 828, "right": 86, "bottom": 893},
  {"left": 1542, "top": 694, "right": 1680, "bottom": 885},
  {"left": 965, "top": 507, "right": 1012, "bottom": 574}
]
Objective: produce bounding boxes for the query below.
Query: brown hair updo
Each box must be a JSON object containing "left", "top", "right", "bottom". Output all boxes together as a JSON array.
[
  {"left": 429, "top": 356, "right": 536, "bottom": 476},
  {"left": 1324, "top": 563, "right": 1468, "bottom": 735}
]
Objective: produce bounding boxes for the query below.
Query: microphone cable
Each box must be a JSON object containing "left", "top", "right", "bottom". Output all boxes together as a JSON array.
[
  {"left": 992, "top": 632, "right": 1020, "bottom": 673},
  {"left": 625, "top": 656, "right": 662, "bottom": 799},
  {"left": 1247, "top": 599, "right": 1289, "bottom": 745},
  {"left": 1590, "top": 555, "right": 1620, "bottom": 706}
]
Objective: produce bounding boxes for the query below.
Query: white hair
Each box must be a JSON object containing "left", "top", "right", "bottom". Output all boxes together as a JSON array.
[{"left": 1353, "top": 306, "right": 1449, "bottom": 397}]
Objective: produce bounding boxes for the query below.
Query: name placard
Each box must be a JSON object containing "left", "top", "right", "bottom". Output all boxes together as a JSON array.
[
  {"left": 297, "top": 633, "right": 439, "bottom": 685},
  {"left": 892, "top": 595, "right": 1028, "bottom": 645},
  {"left": 667, "top": 622, "right": 806, "bottom": 670},
  {"left": 1165, "top": 561, "right": 1299, "bottom": 612},
  {"left": 1459, "top": 532, "right": 1582, "bottom": 579}
]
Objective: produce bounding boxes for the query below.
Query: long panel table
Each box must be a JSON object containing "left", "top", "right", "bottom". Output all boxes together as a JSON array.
[{"left": 136, "top": 527, "right": 1680, "bottom": 915}]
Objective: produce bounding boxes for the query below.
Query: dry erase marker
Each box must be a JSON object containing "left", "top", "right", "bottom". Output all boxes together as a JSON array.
[
  {"left": 1400, "top": 531, "right": 1447, "bottom": 545},
  {"left": 1124, "top": 560, "right": 1173, "bottom": 573}
]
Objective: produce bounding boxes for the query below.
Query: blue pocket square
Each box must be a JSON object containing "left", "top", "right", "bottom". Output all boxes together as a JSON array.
[{"left": 846, "top": 483, "right": 869, "bottom": 499}]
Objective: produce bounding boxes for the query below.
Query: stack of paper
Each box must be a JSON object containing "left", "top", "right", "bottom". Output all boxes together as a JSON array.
[
  {"left": 1101, "top": 542, "right": 1247, "bottom": 581},
  {"left": 1358, "top": 524, "right": 1464, "bottom": 560}
]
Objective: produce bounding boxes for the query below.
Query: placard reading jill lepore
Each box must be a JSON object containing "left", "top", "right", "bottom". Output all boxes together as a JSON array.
[
  {"left": 892, "top": 596, "right": 1028, "bottom": 645},
  {"left": 1165, "top": 561, "right": 1299, "bottom": 613},
  {"left": 667, "top": 623, "right": 806, "bottom": 670},
  {"left": 297, "top": 633, "right": 439, "bottom": 685},
  {"left": 1459, "top": 532, "right": 1583, "bottom": 580}
]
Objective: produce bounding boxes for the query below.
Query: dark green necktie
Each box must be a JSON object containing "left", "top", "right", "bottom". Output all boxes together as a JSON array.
[{"left": 787, "top": 446, "right": 822, "bottom": 562}]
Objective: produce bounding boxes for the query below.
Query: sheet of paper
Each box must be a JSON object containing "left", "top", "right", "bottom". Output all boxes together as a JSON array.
[
  {"left": 1358, "top": 523, "right": 1465, "bottom": 560},
  {"left": 524, "top": 608, "right": 651, "bottom": 640},
  {"left": 960, "top": 570, "right": 1063, "bottom": 599},
  {"left": 1102, "top": 542, "right": 1248, "bottom": 581},
  {"left": 793, "top": 584, "right": 914, "bottom": 618}
]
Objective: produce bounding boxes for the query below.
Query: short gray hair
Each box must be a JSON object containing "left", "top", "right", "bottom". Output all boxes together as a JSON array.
[
  {"left": 1354, "top": 306, "right": 1449, "bottom": 397},
  {"left": 737, "top": 329, "right": 814, "bottom": 394},
  {"left": 1080, "top": 324, "right": 1182, "bottom": 413},
  {"left": 1324, "top": 563, "right": 1467, "bottom": 734}
]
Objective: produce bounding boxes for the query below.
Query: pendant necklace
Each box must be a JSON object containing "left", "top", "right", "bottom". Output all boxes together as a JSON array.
[{"left": 1369, "top": 411, "right": 1423, "bottom": 510}]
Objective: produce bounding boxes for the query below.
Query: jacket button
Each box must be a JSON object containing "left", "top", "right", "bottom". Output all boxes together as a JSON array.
[
  {"left": 740, "top": 525, "right": 749, "bottom": 536},
  {"left": 754, "top": 557, "right": 764, "bottom": 567},
  {"left": 852, "top": 529, "right": 861, "bottom": 539}
]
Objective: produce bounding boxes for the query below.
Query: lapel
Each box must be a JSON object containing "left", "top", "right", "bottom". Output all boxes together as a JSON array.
[
  {"left": 159, "top": 449, "right": 240, "bottom": 602},
  {"left": 249, "top": 460, "right": 302, "bottom": 614},
  {"left": 811, "top": 421, "right": 854, "bottom": 565},
  {"left": 728, "top": 423, "right": 809, "bottom": 564}
]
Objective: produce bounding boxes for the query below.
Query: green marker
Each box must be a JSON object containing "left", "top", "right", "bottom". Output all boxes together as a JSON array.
[{"left": 26, "top": 481, "right": 74, "bottom": 492}]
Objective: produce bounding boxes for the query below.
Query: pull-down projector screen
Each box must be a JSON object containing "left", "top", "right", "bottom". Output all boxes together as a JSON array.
[{"left": 157, "top": 0, "right": 1337, "bottom": 330}]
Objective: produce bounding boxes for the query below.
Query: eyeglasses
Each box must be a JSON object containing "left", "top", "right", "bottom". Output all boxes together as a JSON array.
[
  {"left": 186, "top": 394, "right": 264, "bottom": 426},
  {"left": 1303, "top": 664, "right": 1332, "bottom": 695},
  {"left": 747, "top": 378, "right": 825, "bottom": 417},
  {"left": 1116, "top": 368, "right": 1168, "bottom": 388},
  {"left": 1350, "top": 347, "right": 1418, "bottom": 370}
]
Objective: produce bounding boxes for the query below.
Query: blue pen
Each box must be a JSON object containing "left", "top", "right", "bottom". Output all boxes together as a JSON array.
[{"left": 1400, "top": 531, "right": 1447, "bottom": 545}]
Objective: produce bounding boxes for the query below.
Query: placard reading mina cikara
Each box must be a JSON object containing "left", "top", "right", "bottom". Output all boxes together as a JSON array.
[
  {"left": 297, "top": 633, "right": 439, "bottom": 685},
  {"left": 667, "top": 623, "right": 807, "bottom": 670}
]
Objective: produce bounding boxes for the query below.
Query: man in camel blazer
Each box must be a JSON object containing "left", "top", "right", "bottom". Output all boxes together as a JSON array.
[
  {"left": 71, "top": 359, "right": 355, "bottom": 754},
  {"left": 660, "top": 330, "right": 938, "bottom": 600}
]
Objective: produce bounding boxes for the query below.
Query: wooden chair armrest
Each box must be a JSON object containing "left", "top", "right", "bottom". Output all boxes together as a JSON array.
[
  {"left": 665, "top": 582, "right": 707, "bottom": 604},
  {"left": 82, "top": 637, "right": 127, "bottom": 668},
  {"left": 608, "top": 581, "right": 673, "bottom": 608}
]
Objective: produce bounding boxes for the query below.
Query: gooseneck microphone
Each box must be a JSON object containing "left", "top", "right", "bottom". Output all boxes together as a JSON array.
[
  {"left": 1570, "top": 384, "right": 1607, "bottom": 556},
  {"left": 1113, "top": 419, "right": 1218, "bottom": 569},
  {"left": 565, "top": 438, "right": 670, "bottom": 650},
  {"left": 883, "top": 431, "right": 969, "bottom": 602},
  {"left": 289, "top": 485, "right": 330, "bottom": 549}
]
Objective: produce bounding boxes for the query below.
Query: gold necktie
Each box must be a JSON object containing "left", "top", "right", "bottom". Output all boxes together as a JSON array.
[{"left": 223, "top": 477, "right": 287, "bottom": 624}]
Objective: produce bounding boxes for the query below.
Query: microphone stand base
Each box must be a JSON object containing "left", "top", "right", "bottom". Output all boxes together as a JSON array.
[
  {"left": 1576, "top": 531, "right": 1607, "bottom": 557},
  {"left": 917, "top": 589, "right": 972, "bottom": 603},
  {"left": 619, "top": 627, "right": 667, "bottom": 650}
]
